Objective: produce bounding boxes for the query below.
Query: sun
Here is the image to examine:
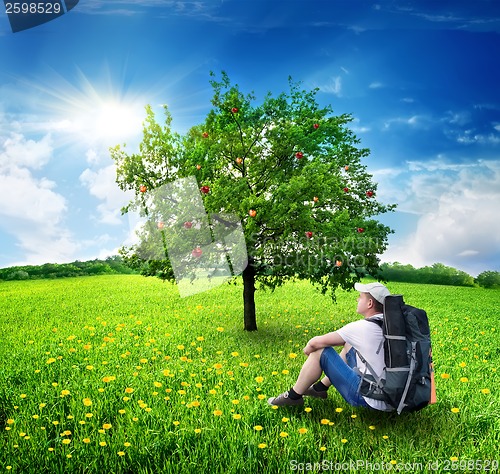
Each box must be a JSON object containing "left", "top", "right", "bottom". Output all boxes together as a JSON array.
[{"left": 20, "top": 66, "right": 151, "bottom": 148}]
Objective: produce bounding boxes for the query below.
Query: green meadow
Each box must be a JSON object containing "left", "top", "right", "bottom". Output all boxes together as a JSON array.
[{"left": 0, "top": 275, "right": 498, "bottom": 473}]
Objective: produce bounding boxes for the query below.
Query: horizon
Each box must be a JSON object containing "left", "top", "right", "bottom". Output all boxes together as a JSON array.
[{"left": 0, "top": 1, "right": 499, "bottom": 277}]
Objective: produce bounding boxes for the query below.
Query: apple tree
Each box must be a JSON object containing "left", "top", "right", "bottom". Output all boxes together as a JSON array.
[{"left": 111, "top": 72, "right": 395, "bottom": 331}]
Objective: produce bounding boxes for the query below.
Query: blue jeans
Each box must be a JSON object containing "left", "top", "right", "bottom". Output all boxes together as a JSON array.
[{"left": 320, "top": 347, "right": 369, "bottom": 408}]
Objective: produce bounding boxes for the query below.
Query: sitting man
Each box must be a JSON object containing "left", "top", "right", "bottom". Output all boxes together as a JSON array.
[{"left": 268, "top": 282, "right": 394, "bottom": 411}]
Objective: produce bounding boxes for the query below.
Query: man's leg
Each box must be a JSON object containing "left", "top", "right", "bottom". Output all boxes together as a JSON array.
[
  {"left": 313, "top": 343, "right": 352, "bottom": 390},
  {"left": 268, "top": 349, "right": 325, "bottom": 406}
]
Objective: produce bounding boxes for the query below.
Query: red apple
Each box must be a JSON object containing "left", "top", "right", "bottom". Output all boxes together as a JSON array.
[
  {"left": 157, "top": 221, "right": 164, "bottom": 229},
  {"left": 231, "top": 107, "right": 239, "bottom": 114},
  {"left": 183, "top": 221, "right": 193, "bottom": 229},
  {"left": 305, "top": 231, "right": 313, "bottom": 239},
  {"left": 313, "top": 123, "right": 319, "bottom": 129},
  {"left": 200, "top": 185, "right": 210, "bottom": 194},
  {"left": 357, "top": 227, "right": 365, "bottom": 233},
  {"left": 343, "top": 187, "right": 349, "bottom": 193},
  {"left": 139, "top": 185, "right": 147, "bottom": 193},
  {"left": 191, "top": 247, "right": 202, "bottom": 258},
  {"left": 248, "top": 209, "right": 256, "bottom": 218},
  {"left": 295, "top": 152, "right": 304, "bottom": 159},
  {"left": 366, "top": 190, "right": 374, "bottom": 198},
  {"left": 202, "top": 132, "right": 209, "bottom": 138}
]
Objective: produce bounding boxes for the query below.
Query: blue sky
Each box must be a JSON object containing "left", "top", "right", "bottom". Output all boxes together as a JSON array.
[{"left": 0, "top": 0, "right": 499, "bottom": 276}]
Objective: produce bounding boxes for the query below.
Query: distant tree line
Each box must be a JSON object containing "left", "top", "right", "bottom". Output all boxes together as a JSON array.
[
  {"left": 1, "top": 257, "right": 498, "bottom": 289},
  {"left": 379, "top": 262, "right": 500, "bottom": 289},
  {"left": 0, "top": 256, "right": 136, "bottom": 281}
]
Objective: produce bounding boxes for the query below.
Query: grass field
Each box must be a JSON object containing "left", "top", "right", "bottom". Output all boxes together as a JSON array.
[{"left": 0, "top": 275, "right": 498, "bottom": 473}]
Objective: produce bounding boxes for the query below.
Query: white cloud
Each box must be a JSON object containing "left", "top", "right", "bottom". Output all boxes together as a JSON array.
[
  {"left": 0, "top": 133, "right": 81, "bottom": 265},
  {"left": 79, "top": 163, "right": 132, "bottom": 225},
  {"left": 369, "top": 82, "right": 383, "bottom": 89},
  {"left": 381, "top": 159, "right": 500, "bottom": 275},
  {"left": 317, "top": 76, "right": 342, "bottom": 96}
]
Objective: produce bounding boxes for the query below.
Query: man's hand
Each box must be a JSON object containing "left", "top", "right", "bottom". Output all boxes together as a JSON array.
[{"left": 303, "top": 332, "right": 346, "bottom": 356}]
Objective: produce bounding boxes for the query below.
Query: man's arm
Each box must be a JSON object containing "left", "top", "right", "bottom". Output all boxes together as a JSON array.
[{"left": 303, "top": 331, "right": 345, "bottom": 356}]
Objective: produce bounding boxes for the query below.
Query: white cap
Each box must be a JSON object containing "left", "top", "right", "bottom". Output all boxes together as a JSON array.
[{"left": 354, "top": 282, "right": 390, "bottom": 304}]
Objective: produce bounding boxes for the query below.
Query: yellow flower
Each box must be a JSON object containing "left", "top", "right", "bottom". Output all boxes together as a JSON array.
[
  {"left": 255, "top": 376, "right": 264, "bottom": 383},
  {"left": 82, "top": 398, "right": 92, "bottom": 407},
  {"left": 282, "top": 370, "right": 289, "bottom": 375},
  {"left": 103, "top": 423, "right": 112, "bottom": 430},
  {"left": 383, "top": 435, "right": 389, "bottom": 440},
  {"left": 320, "top": 419, "right": 330, "bottom": 425},
  {"left": 280, "top": 431, "right": 288, "bottom": 438},
  {"left": 289, "top": 353, "right": 298, "bottom": 358},
  {"left": 335, "top": 407, "right": 343, "bottom": 413},
  {"left": 459, "top": 362, "right": 466, "bottom": 368},
  {"left": 480, "top": 388, "right": 490, "bottom": 394},
  {"left": 320, "top": 446, "right": 327, "bottom": 451},
  {"left": 450, "top": 457, "right": 459, "bottom": 461},
  {"left": 282, "top": 417, "right": 289, "bottom": 423},
  {"left": 191, "top": 401, "right": 200, "bottom": 407},
  {"left": 62, "top": 439, "right": 71, "bottom": 445},
  {"left": 124, "top": 387, "right": 134, "bottom": 394},
  {"left": 117, "top": 451, "right": 125, "bottom": 457},
  {"left": 124, "top": 442, "right": 131, "bottom": 447},
  {"left": 441, "top": 373, "right": 450, "bottom": 379},
  {"left": 258, "top": 443, "right": 267, "bottom": 449},
  {"left": 194, "top": 428, "right": 202, "bottom": 434},
  {"left": 298, "top": 428, "right": 308, "bottom": 434},
  {"left": 451, "top": 407, "right": 460, "bottom": 413},
  {"left": 99, "top": 441, "right": 107, "bottom": 447},
  {"left": 460, "top": 377, "right": 469, "bottom": 383},
  {"left": 172, "top": 421, "right": 180, "bottom": 426},
  {"left": 232, "top": 414, "right": 241, "bottom": 420},
  {"left": 118, "top": 409, "right": 126, "bottom": 414},
  {"left": 254, "top": 425, "right": 263, "bottom": 431},
  {"left": 102, "top": 376, "right": 116, "bottom": 383},
  {"left": 20, "top": 394, "right": 27, "bottom": 399},
  {"left": 231, "top": 352, "right": 239, "bottom": 357},
  {"left": 213, "top": 410, "right": 223, "bottom": 416},
  {"left": 209, "top": 389, "right": 217, "bottom": 395},
  {"left": 153, "top": 381, "right": 162, "bottom": 388},
  {"left": 341, "top": 438, "right": 348, "bottom": 443},
  {"left": 7, "top": 419, "right": 14, "bottom": 425},
  {"left": 304, "top": 407, "right": 312, "bottom": 413},
  {"left": 46, "top": 358, "right": 56, "bottom": 364},
  {"left": 216, "top": 327, "right": 224, "bottom": 332},
  {"left": 86, "top": 365, "right": 94, "bottom": 370},
  {"left": 369, "top": 425, "right": 376, "bottom": 430},
  {"left": 85, "top": 413, "right": 93, "bottom": 419},
  {"left": 232, "top": 399, "right": 240, "bottom": 405}
]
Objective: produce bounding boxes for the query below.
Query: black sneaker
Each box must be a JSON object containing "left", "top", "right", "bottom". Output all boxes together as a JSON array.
[
  {"left": 302, "top": 385, "right": 328, "bottom": 399},
  {"left": 267, "top": 391, "right": 304, "bottom": 406}
]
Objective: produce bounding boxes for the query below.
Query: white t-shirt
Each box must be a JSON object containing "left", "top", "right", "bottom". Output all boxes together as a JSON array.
[{"left": 337, "top": 314, "right": 393, "bottom": 411}]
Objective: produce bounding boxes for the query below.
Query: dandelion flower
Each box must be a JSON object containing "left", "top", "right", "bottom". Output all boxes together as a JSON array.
[
  {"left": 280, "top": 431, "right": 288, "bottom": 438},
  {"left": 232, "top": 414, "right": 241, "bottom": 420},
  {"left": 459, "top": 362, "right": 466, "bottom": 368},
  {"left": 341, "top": 438, "right": 348, "bottom": 443},
  {"left": 460, "top": 377, "right": 469, "bottom": 383},
  {"left": 441, "top": 373, "right": 450, "bottom": 379},
  {"left": 289, "top": 353, "right": 298, "bottom": 359},
  {"left": 125, "top": 387, "right": 134, "bottom": 394},
  {"left": 304, "top": 407, "right": 312, "bottom": 413},
  {"left": 46, "top": 358, "right": 56, "bottom": 364},
  {"left": 255, "top": 376, "right": 264, "bottom": 383},
  {"left": 20, "top": 394, "right": 27, "bottom": 399},
  {"left": 7, "top": 419, "right": 14, "bottom": 425},
  {"left": 282, "top": 370, "right": 289, "bottom": 375},
  {"left": 99, "top": 441, "right": 107, "bottom": 447},
  {"left": 383, "top": 435, "right": 389, "bottom": 440},
  {"left": 258, "top": 443, "right": 267, "bottom": 449},
  {"left": 320, "top": 446, "right": 327, "bottom": 451},
  {"left": 194, "top": 428, "right": 202, "bottom": 434},
  {"left": 369, "top": 425, "right": 376, "bottom": 430},
  {"left": 282, "top": 417, "right": 289, "bottom": 423},
  {"left": 231, "top": 352, "right": 239, "bottom": 357},
  {"left": 62, "top": 439, "right": 71, "bottom": 445},
  {"left": 117, "top": 451, "right": 125, "bottom": 457},
  {"left": 124, "top": 442, "right": 131, "bottom": 447},
  {"left": 450, "top": 457, "right": 459, "bottom": 461},
  {"left": 103, "top": 423, "right": 112, "bottom": 430},
  {"left": 335, "top": 407, "right": 343, "bottom": 413},
  {"left": 320, "top": 419, "right": 330, "bottom": 425},
  {"left": 480, "top": 388, "right": 491, "bottom": 394},
  {"left": 298, "top": 428, "right": 308, "bottom": 434},
  {"left": 232, "top": 399, "right": 240, "bottom": 405},
  {"left": 216, "top": 327, "right": 224, "bottom": 332},
  {"left": 213, "top": 410, "right": 223, "bottom": 416},
  {"left": 451, "top": 407, "right": 460, "bottom": 413},
  {"left": 254, "top": 425, "right": 263, "bottom": 431},
  {"left": 83, "top": 398, "right": 92, "bottom": 407}
]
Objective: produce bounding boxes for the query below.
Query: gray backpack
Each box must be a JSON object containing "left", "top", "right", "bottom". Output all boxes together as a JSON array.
[{"left": 355, "top": 294, "right": 433, "bottom": 414}]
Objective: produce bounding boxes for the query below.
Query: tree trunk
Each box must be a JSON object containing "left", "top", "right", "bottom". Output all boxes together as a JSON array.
[{"left": 242, "top": 261, "right": 257, "bottom": 331}]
